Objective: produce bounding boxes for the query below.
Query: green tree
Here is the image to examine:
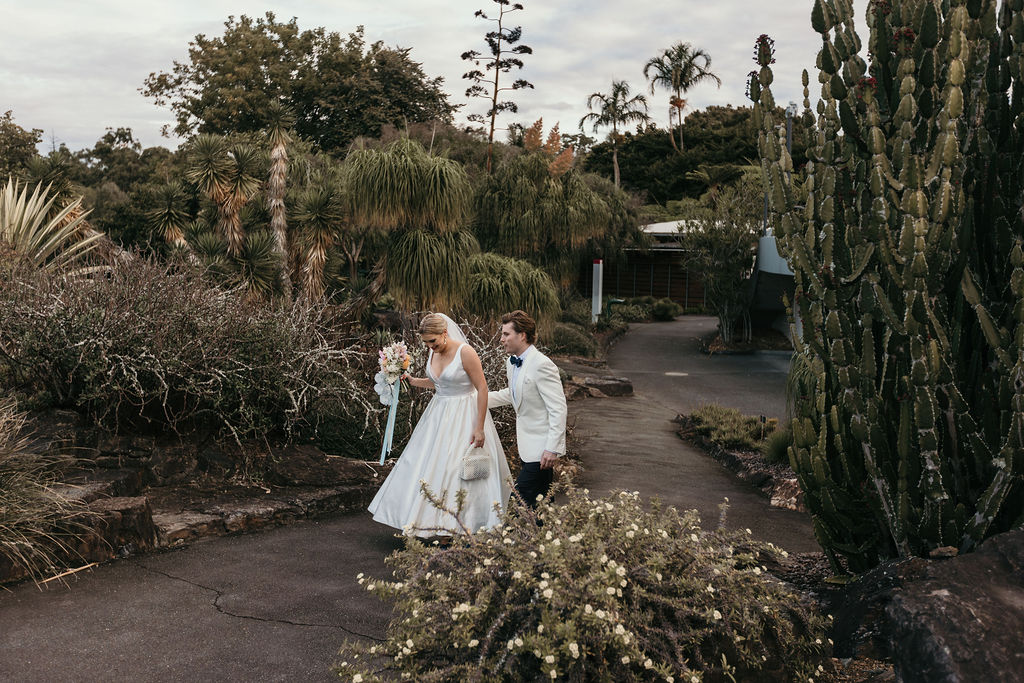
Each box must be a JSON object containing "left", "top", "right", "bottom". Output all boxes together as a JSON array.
[
  {"left": 676, "top": 180, "right": 760, "bottom": 344},
  {"left": 142, "top": 15, "right": 455, "bottom": 154},
  {"left": 345, "top": 137, "right": 476, "bottom": 310},
  {"left": 473, "top": 132, "right": 608, "bottom": 288},
  {"left": 579, "top": 81, "right": 650, "bottom": 189},
  {"left": 0, "top": 111, "right": 42, "bottom": 178},
  {"left": 643, "top": 43, "right": 722, "bottom": 153},
  {"left": 461, "top": 0, "right": 534, "bottom": 173}
]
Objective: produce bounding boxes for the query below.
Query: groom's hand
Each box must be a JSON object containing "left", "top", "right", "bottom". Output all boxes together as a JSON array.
[{"left": 540, "top": 450, "right": 559, "bottom": 469}]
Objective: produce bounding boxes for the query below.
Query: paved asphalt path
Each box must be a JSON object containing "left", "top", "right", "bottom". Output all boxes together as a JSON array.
[
  {"left": 574, "top": 316, "right": 818, "bottom": 554},
  {"left": 0, "top": 316, "right": 817, "bottom": 681}
]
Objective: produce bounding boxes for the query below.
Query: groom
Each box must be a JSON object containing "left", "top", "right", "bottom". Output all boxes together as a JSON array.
[{"left": 488, "top": 310, "right": 568, "bottom": 508}]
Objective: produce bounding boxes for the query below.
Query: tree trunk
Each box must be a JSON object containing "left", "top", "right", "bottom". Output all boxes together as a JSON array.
[
  {"left": 268, "top": 142, "right": 292, "bottom": 302},
  {"left": 612, "top": 144, "right": 620, "bottom": 189}
]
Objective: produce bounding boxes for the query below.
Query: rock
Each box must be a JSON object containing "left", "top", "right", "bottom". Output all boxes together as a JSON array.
[
  {"left": 267, "top": 445, "right": 372, "bottom": 487},
  {"left": 73, "top": 496, "right": 159, "bottom": 563},
  {"left": 144, "top": 443, "right": 199, "bottom": 485},
  {"left": 154, "top": 511, "right": 226, "bottom": 546},
  {"left": 563, "top": 383, "right": 589, "bottom": 401},
  {"left": 582, "top": 375, "right": 633, "bottom": 397},
  {"left": 201, "top": 499, "right": 301, "bottom": 533},
  {"left": 884, "top": 530, "right": 1024, "bottom": 683}
]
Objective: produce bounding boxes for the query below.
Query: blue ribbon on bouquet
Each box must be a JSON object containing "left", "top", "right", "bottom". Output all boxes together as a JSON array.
[{"left": 379, "top": 380, "right": 401, "bottom": 464}]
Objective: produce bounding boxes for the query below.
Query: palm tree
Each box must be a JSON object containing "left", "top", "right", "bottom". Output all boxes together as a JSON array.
[
  {"left": 643, "top": 43, "right": 721, "bottom": 153},
  {"left": 344, "top": 137, "right": 475, "bottom": 311},
  {"left": 185, "top": 135, "right": 262, "bottom": 257},
  {"left": 265, "top": 101, "right": 294, "bottom": 300},
  {"left": 293, "top": 180, "right": 344, "bottom": 301},
  {"left": 579, "top": 81, "right": 650, "bottom": 189},
  {"left": 147, "top": 182, "right": 192, "bottom": 253}
]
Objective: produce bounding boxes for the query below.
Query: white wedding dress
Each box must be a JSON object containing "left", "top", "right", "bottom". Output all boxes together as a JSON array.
[{"left": 368, "top": 343, "right": 512, "bottom": 537}]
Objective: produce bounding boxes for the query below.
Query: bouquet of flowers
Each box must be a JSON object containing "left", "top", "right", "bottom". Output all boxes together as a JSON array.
[{"left": 374, "top": 342, "right": 410, "bottom": 405}]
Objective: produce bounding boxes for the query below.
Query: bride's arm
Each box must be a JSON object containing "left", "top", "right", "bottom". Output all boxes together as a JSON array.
[
  {"left": 462, "top": 346, "right": 488, "bottom": 447},
  {"left": 402, "top": 373, "right": 434, "bottom": 389}
]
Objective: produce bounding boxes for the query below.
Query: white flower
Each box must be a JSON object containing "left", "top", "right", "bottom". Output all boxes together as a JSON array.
[
  {"left": 545, "top": 655, "right": 555, "bottom": 663},
  {"left": 621, "top": 656, "right": 630, "bottom": 664},
  {"left": 620, "top": 580, "right": 627, "bottom": 587},
  {"left": 468, "top": 639, "right": 479, "bottom": 647},
  {"left": 614, "top": 624, "right": 626, "bottom": 635},
  {"left": 595, "top": 609, "right": 606, "bottom": 619},
  {"left": 402, "top": 647, "right": 411, "bottom": 655},
  {"left": 569, "top": 642, "right": 579, "bottom": 658},
  {"left": 655, "top": 572, "right": 663, "bottom": 581},
  {"left": 600, "top": 554, "right": 609, "bottom": 564},
  {"left": 543, "top": 588, "right": 554, "bottom": 598},
  {"left": 626, "top": 530, "right": 635, "bottom": 538},
  {"left": 552, "top": 538, "right": 561, "bottom": 547},
  {"left": 606, "top": 587, "right": 616, "bottom": 595},
  {"left": 366, "top": 584, "right": 376, "bottom": 591},
  {"left": 690, "top": 533, "right": 699, "bottom": 542},
  {"left": 584, "top": 604, "right": 593, "bottom": 614},
  {"left": 616, "top": 566, "right": 626, "bottom": 576},
  {"left": 712, "top": 610, "right": 722, "bottom": 620},
  {"left": 406, "top": 639, "right": 414, "bottom": 648},
  {"left": 549, "top": 670, "right": 557, "bottom": 679},
  {"left": 513, "top": 571, "right": 523, "bottom": 579},
  {"left": 538, "top": 624, "right": 545, "bottom": 633},
  {"left": 644, "top": 659, "right": 654, "bottom": 669},
  {"left": 541, "top": 572, "right": 550, "bottom": 579},
  {"left": 515, "top": 638, "right": 523, "bottom": 647},
  {"left": 353, "top": 675, "right": 363, "bottom": 683},
  {"left": 745, "top": 528, "right": 752, "bottom": 534},
  {"left": 539, "top": 580, "right": 549, "bottom": 589},
  {"left": 706, "top": 584, "right": 715, "bottom": 594}
]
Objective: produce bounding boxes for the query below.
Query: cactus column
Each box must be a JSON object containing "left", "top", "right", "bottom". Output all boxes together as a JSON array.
[{"left": 752, "top": 0, "right": 1024, "bottom": 572}]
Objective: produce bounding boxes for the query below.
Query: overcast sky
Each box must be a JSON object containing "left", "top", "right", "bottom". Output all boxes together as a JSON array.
[{"left": 2, "top": 1, "right": 868, "bottom": 152}]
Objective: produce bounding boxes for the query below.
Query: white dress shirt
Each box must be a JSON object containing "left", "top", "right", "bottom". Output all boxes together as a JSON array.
[{"left": 510, "top": 345, "right": 534, "bottom": 402}]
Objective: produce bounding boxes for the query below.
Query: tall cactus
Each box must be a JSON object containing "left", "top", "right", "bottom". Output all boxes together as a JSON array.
[{"left": 752, "top": 0, "right": 1024, "bottom": 572}]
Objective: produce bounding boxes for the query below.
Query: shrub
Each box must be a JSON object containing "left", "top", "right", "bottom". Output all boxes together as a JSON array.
[
  {"left": 690, "top": 404, "right": 768, "bottom": 451},
  {"left": 0, "top": 260, "right": 393, "bottom": 454},
  {"left": 760, "top": 427, "right": 792, "bottom": 466},
  {"left": 335, "top": 488, "right": 829, "bottom": 681},
  {"left": 559, "top": 297, "right": 592, "bottom": 327},
  {"left": 544, "top": 323, "right": 597, "bottom": 357},
  {"left": 0, "top": 398, "right": 87, "bottom": 582},
  {"left": 651, "top": 298, "right": 682, "bottom": 321}
]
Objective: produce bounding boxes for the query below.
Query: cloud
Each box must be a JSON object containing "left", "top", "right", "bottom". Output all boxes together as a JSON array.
[{"left": 0, "top": 0, "right": 867, "bottom": 151}]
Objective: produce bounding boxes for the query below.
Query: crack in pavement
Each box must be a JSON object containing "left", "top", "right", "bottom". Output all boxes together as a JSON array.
[{"left": 131, "top": 560, "right": 384, "bottom": 642}]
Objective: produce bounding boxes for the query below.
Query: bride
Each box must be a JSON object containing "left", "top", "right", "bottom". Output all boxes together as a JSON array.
[{"left": 368, "top": 313, "right": 512, "bottom": 537}]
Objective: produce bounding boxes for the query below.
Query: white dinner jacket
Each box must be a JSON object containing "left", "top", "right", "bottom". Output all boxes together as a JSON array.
[{"left": 487, "top": 347, "right": 567, "bottom": 463}]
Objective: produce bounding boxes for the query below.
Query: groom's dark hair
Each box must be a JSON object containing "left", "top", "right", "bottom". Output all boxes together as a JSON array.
[{"left": 501, "top": 310, "right": 537, "bottom": 344}]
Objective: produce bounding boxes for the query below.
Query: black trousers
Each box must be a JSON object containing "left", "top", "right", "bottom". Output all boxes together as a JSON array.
[{"left": 515, "top": 461, "right": 553, "bottom": 508}]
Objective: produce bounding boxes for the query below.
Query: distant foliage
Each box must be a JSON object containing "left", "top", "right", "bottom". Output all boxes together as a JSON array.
[
  {"left": 335, "top": 488, "right": 828, "bottom": 682},
  {"left": 690, "top": 404, "right": 776, "bottom": 451},
  {"left": 545, "top": 323, "right": 598, "bottom": 357}
]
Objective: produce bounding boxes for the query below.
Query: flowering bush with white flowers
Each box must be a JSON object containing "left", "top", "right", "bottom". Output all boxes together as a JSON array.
[{"left": 335, "top": 488, "right": 829, "bottom": 682}]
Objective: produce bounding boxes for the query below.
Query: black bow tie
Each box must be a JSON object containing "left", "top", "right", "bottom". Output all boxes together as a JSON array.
[{"left": 509, "top": 355, "right": 523, "bottom": 367}]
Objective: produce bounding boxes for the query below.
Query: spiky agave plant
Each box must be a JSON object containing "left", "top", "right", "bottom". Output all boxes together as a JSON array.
[{"left": 0, "top": 178, "right": 101, "bottom": 271}]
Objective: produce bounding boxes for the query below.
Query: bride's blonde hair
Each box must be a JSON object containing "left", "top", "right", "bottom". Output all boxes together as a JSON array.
[{"left": 418, "top": 313, "right": 447, "bottom": 336}]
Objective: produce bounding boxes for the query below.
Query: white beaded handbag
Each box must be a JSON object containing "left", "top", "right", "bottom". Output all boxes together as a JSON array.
[{"left": 460, "top": 445, "right": 490, "bottom": 481}]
